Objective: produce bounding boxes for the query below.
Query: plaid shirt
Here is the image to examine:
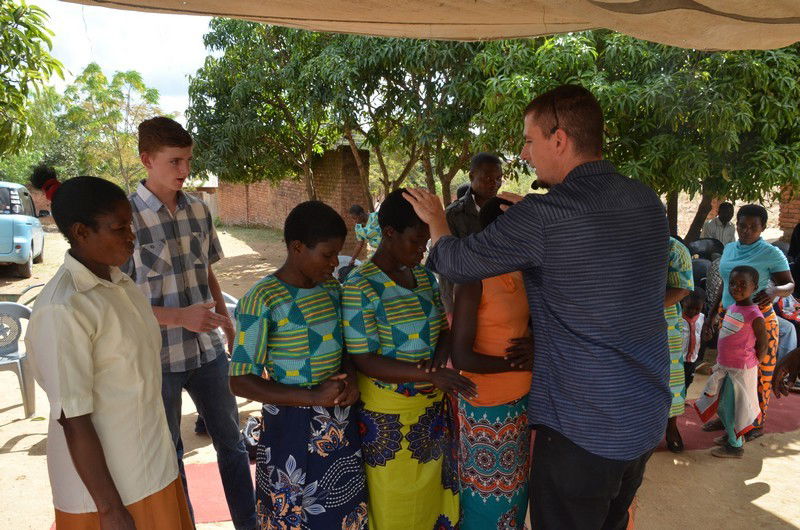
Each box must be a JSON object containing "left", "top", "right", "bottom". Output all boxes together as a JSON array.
[{"left": 122, "top": 181, "right": 225, "bottom": 372}]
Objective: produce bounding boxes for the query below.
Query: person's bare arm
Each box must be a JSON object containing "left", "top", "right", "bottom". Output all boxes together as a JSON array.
[
  {"left": 350, "top": 241, "right": 366, "bottom": 265},
  {"left": 753, "top": 270, "right": 795, "bottom": 305},
  {"left": 773, "top": 347, "right": 800, "bottom": 398},
  {"left": 230, "top": 374, "right": 348, "bottom": 407},
  {"left": 208, "top": 266, "right": 235, "bottom": 351},
  {"left": 59, "top": 413, "right": 135, "bottom": 530},
  {"left": 703, "top": 293, "right": 723, "bottom": 343},
  {"left": 152, "top": 303, "right": 230, "bottom": 330},
  {"left": 752, "top": 316, "right": 769, "bottom": 364},
  {"left": 350, "top": 353, "right": 476, "bottom": 398},
  {"left": 665, "top": 287, "right": 691, "bottom": 308},
  {"left": 450, "top": 282, "right": 525, "bottom": 373}
]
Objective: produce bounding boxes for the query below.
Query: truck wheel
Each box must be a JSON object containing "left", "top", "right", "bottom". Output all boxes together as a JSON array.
[{"left": 33, "top": 242, "right": 43, "bottom": 264}]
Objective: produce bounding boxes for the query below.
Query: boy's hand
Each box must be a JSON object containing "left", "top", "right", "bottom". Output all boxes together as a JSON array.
[
  {"left": 180, "top": 302, "right": 231, "bottom": 333},
  {"left": 702, "top": 317, "right": 716, "bottom": 343},
  {"left": 221, "top": 316, "right": 235, "bottom": 354}
]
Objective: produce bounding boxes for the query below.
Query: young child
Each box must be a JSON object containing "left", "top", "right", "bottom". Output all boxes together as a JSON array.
[
  {"left": 681, "top": 288, "right": 706, "bottom": 391},
  {"left": 229, "top": 201, "right": 368, "bottom": 528},
  {"left": 695, "top": 266, "right": 767, "bottom": 458},
  {"left": 122, "top": 116, "right": 255, "bottom": 528},
  {"left": 25, "top": 171, "right": 192, "bottom": 528}
]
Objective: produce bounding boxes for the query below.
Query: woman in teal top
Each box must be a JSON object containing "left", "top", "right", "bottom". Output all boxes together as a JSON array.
[
  {"left": 704, "top": 204, "right": 794, "bottom": 440},
  {"left": 229, "top": 201, "right": 368, "bottom": 529},
  {"left": 342, "top": 189, "right": 475, "bottom": 530}
]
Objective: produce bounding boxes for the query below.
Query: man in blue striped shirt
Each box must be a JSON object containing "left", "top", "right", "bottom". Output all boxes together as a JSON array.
[{"left": 406, "top": 85, "right": 670, "bottom": 529}]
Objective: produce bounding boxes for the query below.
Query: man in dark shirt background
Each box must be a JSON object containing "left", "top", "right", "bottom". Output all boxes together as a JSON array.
[
  {"left": 439, "top": 153, "right": 503, "bottom": 314},
  {"left": 406, "top": 84, "right": 670, "bottom": 529}
]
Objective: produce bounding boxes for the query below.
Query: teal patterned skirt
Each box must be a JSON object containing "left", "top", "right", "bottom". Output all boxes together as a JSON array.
[{"left": 457, "top": 397, "right": 530, "bottom": 530}]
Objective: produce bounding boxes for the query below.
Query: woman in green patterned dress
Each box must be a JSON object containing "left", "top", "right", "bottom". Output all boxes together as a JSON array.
[
  {"left": 342, "top": 189, "right": 476, "bottom": 529},
  {"left": 229, "top": 201, "right": 368, "bottom": 529},
  {"left": 664, "top": 236, "right": 694, "bottom": 453}
]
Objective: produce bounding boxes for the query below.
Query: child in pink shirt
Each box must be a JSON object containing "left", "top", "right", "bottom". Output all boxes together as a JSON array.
[{"left": 695, "top": 265, "right": 767, "bottom": 458}]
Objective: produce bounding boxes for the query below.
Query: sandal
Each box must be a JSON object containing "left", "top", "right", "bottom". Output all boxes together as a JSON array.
[
  {"left": 744, "top": 428, "right": 764, "bottom": 442},
  {"left": 702, "top": 418, "right": 724, "bottom": 432},
  {"left": 711, "top": 444, "right": 744, "bottom": 459},
  {"left": 666, "top": 429, "right": 684, "bottom": 453}
]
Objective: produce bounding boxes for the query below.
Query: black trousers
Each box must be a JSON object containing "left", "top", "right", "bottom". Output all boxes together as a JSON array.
[{"left": 530, "top": 425, "right": 653, "bottom": 530}]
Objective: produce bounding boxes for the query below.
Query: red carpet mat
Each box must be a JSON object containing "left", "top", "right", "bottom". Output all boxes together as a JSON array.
[
  {"left": 185, "top": 462, "right": 256, "bottom": 524},
  {"left": 656, "top": 395, "right": 800, "bottom": 452}
]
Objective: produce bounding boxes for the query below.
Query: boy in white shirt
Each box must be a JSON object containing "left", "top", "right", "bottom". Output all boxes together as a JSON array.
[{"left": 682, "top": 289, "right": 706, "bottom": 390}]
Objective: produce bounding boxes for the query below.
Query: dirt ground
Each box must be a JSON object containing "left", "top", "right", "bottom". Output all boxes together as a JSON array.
[{"left": 2, "top": 228, "right": 800, "bottom": 529}]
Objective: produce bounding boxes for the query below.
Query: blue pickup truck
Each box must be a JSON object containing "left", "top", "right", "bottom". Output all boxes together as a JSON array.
[{"left": 0, "top": 182, "right": 47, "bottom": 278}]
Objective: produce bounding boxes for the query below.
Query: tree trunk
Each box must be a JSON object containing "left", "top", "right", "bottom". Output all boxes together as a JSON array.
[
  {"left": 666, "top": 191, "right": 679, "bottom": 237},
  {"left": 344, "top": 127, "right": 374, "bottom": 211},
  {"left": 302, "top": 164, "right": 317, "bottom": 200},
  {"left": 685, "top": 191, "right": 714, "bottom": 243},
  {"left": 439, "top": 173, "right": 453, "bottom": 207},
  {"left": 373, "top": 144, "right": 392, "bottom": 199},
  {"left": 439, "top": 146, "right": 471, "bottom": 207},
  {"left": 421, "top": 154, "right": 437, "bottom": 194},
  {"left": 391, "top": 143, "right": 420, "bottom": 192}
]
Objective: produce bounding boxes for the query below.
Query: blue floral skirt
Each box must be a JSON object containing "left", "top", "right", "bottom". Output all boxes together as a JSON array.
[{"left": 255, "top": 403, "right": 368, "bottom": 529}]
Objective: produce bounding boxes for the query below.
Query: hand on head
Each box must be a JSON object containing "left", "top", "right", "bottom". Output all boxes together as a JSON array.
[
  {"left": 402, "top": 188, "right": 444, "bottom": 224},
  {"left": 497, "top": 191, "right": 524, "bottom": 211},
  {"left": 402, "top": 188, "right": 451, "bottom": 245}
]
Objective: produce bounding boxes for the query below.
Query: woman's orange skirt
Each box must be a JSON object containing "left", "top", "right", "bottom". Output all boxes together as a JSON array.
[{"left": 54, "top": 478, "right": 193, "bottom": 529}]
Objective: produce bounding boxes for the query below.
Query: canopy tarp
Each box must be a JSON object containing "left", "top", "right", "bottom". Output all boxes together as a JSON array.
[{"left": 62, "top": 0, "right": 800, "bottom": 50}]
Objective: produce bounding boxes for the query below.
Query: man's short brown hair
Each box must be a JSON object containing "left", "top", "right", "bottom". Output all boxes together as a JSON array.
[
  {"left": 524, "top": 85, "right": 603, "bottom": 157},
  {"left": 138, "top": 116, "right": 193, "bottom": 155}
]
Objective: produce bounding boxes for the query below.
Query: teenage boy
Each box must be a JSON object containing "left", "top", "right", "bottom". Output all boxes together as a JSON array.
[{"left": 123, "top": 116, "right": 256, "bottom": 530}]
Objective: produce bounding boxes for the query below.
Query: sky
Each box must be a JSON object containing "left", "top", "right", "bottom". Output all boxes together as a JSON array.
[{"left": 37, "top": 0, "right": 212, "bottom": 123}]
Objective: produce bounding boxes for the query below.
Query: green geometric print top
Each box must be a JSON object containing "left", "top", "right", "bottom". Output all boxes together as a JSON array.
[
  {"left": 354, "top": 211, "right": 382, "bottom": 256},
  {"left": 665, "top": 237, "right": 694, "bottom": 321},
  {"left": 342, "top": 261, "right": 447, "bottom": 395},
  {"left": 229, "top": 275, "right": 343, "bottom": 387}
]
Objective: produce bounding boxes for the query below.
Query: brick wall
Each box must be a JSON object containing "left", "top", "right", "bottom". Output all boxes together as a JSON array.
[{"left": 218, "top": 147, "right": 371, "bottom": 256}]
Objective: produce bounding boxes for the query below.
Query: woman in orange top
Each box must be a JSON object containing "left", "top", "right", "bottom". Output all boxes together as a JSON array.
[{"left": 450, "top": 196, "right": 534, "bottom": 530}]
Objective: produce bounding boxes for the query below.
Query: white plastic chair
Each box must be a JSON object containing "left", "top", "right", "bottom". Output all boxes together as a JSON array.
[{"left": 0, "top": 302, "right": 35, "bottom": 418}]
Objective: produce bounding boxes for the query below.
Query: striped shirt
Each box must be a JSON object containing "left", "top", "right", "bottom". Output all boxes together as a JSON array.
[
  {"left": 342, "top": 261, "right": 446, "bottom": 395},
  {"left": 123, "top": 181, "right": 225, "bottom": 372},
  {"left": 230, "top": 275, "right": 343, "bottom": 386},
  {"left": 427, "top": 160, "right": 671, "bottom": 461}
]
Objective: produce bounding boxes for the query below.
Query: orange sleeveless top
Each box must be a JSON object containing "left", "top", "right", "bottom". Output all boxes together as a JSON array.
[{"left": 461, "top": 271, "right": 533, "bottom": 406}]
